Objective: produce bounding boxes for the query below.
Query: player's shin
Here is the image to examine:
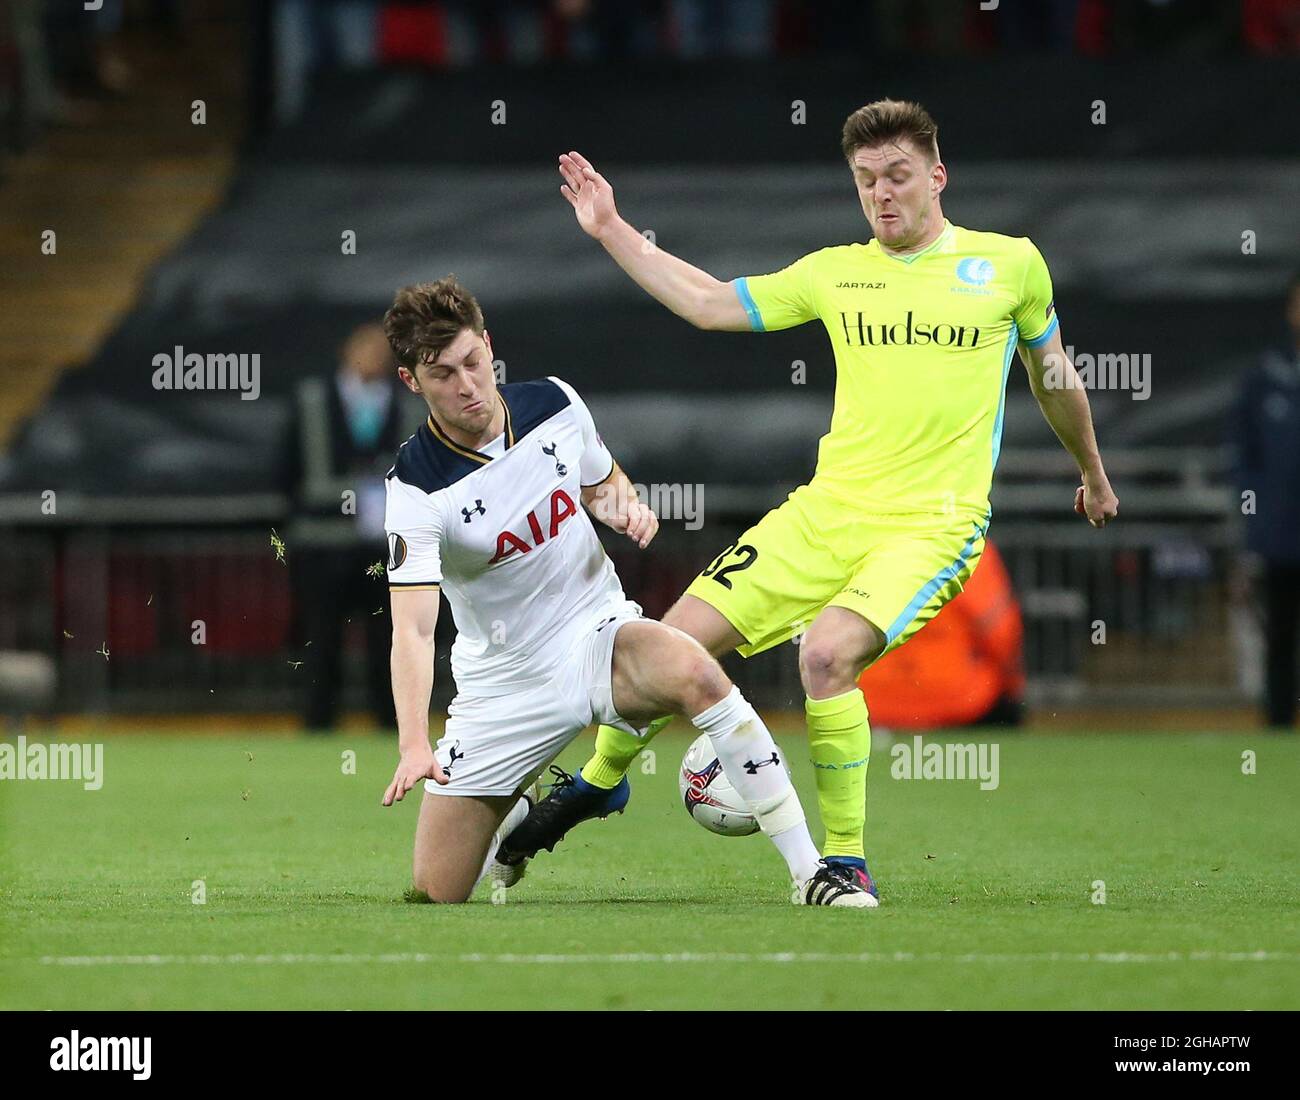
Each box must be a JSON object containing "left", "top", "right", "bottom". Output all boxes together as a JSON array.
[
  {"left": 805, "top": 689, "right": 871, "bottom": 859},
  {"left": 580, "top": 715, "right": 673, "bottom": 789},
  {"left": 690, "top": 687, "right": 821, "bottom": 882}
]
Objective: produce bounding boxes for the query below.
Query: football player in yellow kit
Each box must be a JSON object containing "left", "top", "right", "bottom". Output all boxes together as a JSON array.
[{"left": 495, "top": 99, "right": 1118, "bottom": 900}]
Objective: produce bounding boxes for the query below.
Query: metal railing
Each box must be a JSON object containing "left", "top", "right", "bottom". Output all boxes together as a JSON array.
[{"left": 0, "top": 447, "right": 1252, "bottom": 715}]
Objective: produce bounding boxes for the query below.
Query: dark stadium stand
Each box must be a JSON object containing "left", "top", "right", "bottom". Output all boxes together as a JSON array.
[{"left": 2, "top": 59, "right": 1296, "bottom": 498}]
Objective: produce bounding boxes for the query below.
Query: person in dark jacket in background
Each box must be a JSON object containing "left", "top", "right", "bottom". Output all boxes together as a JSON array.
[
  {"left": 285, "top": 322, "right": 414, "bottom": 731},
  {"left": 1232, "top": 269, "right": 1300, "bottom": 729}
]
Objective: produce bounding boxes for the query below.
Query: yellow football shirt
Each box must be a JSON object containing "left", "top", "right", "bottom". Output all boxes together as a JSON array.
[{"left": 733, "top": 219, "right": 1058, "bottom": 519}]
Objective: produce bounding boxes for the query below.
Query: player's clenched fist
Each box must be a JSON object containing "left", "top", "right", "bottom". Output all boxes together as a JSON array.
[
  {"left": 1075, "top": 474, "right": 1119, "bottom": 528},
  {"left": 382, "top": 744, "right": 447, "bottom": 806},
  {"left": 559, "top": 151, "right": 618, "bottom": 239},
  {"left": 620, "top": 497, "right": 659, "bottom": 549}
]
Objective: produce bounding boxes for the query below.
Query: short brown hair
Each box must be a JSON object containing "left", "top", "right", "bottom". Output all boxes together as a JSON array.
[
  {"left": 841, "top": 99, "right": 940, "bottom": 165},
  {"left": 383, "top": 276, "right": 485, "bottom": 369}
]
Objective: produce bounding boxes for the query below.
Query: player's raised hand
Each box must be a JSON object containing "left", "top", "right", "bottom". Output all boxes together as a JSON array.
[
  {"left": 382, "top": 743, "right": 446, "bottom": 806},
  {"left": 1075, "top": 474, "right": 1119, "bottom": 528},
  {"left": 623, "top": 497, "right": 659, "bottom": 549},
  {"left": 559, "top": 151, "right": 618, "bottom": 239}
]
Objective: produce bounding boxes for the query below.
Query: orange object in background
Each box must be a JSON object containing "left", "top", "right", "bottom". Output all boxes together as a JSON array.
[{"left": 858, "top": 541, "right": 1024, "bottom": 728}]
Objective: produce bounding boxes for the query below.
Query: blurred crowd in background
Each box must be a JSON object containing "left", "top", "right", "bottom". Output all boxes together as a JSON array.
[
  {"left": 264, "top": 0, "right": 1300, "bottom": 67},
  {"left": 4, "top": 0, "right": 1300, "bottom": 152},
  {"left": 0, "top": 1, "right": 179, "bottom": 152}
]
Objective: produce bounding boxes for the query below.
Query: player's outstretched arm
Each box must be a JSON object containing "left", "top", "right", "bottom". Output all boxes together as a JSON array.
[
  {"left": 383, "top": 588, "right": 448, "bottom": 805},
  {"left": 558, "top": 151, "right": 750, "bottom": 332},
  {"left": 1019, "top": 330, "right": 1119, "bottom": 528},
  {"left": 581, "top": 461, "right": 659, "bottom": 549}
]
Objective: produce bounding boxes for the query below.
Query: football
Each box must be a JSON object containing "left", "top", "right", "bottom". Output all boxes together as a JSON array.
[{"left": 678, "top": 733, "right": 761, "bottom": 836}]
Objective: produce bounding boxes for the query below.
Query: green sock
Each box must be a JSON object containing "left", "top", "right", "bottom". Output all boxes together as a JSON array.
[
  {"left": 805, "top": 689, "right": 871, "bottom": 859},
  {"left": 580, "top": 716, "right": 673, "bottom": 789}
]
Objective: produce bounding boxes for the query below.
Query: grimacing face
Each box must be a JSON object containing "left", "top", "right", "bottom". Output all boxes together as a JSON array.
[
  {"left": 849, "top": 138, "right": 947, "bottom": 251},
  {"left": 399, "top": 326, "right": 499, "bottom": 438}
]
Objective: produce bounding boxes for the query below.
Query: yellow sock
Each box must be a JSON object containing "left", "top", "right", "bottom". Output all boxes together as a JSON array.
[
  {"left": 580, "top": 716, "right": 673, "bottom": 789},
  {"left": 805, "top": 689, "right": 871, "bottom": 859}
]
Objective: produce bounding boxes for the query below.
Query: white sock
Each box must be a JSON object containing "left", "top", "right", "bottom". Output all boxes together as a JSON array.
[
  {"left": 691, "top": 686, "right": 822, "bottom": 882},
  {"left": 473, "top": 794, "right": 531, "bottom": 889}
]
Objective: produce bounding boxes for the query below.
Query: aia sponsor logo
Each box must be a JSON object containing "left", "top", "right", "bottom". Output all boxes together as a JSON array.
[{"left": 488, "top": 489, "right": 579, "bottom": 564}]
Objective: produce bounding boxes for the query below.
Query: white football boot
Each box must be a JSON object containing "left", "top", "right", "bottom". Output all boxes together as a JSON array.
[{"left": 796, "top": 860, "right": 881, "bottom": 908}]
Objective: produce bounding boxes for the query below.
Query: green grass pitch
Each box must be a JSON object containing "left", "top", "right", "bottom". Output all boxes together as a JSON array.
[{"left": 1, "top": 724, "right": 1297, "bottom": 1010}]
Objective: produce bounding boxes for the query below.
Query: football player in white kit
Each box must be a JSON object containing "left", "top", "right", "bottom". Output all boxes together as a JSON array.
[{"left": 378, "top": 277, "right": 875, "bottom": 907}]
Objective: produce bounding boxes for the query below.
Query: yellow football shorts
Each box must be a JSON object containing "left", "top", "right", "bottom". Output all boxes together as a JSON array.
[{"left": 684, "top": 482, "right": 989, "bottom": 660}]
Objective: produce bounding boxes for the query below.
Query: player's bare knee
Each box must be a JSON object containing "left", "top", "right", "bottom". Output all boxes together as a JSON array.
[
  {"left": 412, "top": 874, "right": 472, "bottom": 904},
  {"left": 672, "top": 651, "right": 731, "bottom": 717},
  {"left": 798, "top": 637, "right": 858, "bottom": 696},
  {"left": 797, "top": 635, "right": 836, "bottom": 680}
]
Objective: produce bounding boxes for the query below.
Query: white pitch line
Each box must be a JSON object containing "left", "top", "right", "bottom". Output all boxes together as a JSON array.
[{"left": 29, "top": 950, "right": 1300, "bottom": 967}]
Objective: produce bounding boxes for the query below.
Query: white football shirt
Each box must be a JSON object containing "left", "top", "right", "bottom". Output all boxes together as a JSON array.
[{"left": 384, "top": 376, "right": 626, "bottom": 696}]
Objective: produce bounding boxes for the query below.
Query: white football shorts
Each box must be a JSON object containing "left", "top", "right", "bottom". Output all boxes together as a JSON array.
[{"left": 424, "top": 600, "right": 647, "bottom": 798}]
